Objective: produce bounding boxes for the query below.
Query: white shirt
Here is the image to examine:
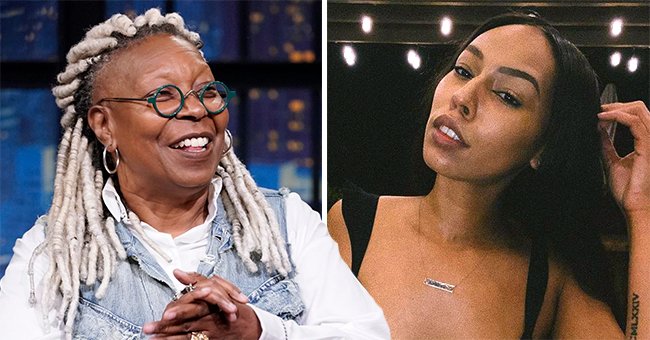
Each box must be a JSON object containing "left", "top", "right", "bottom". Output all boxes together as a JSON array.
[{"left": 0, "top": 180, "right": 389, "bottom": 339}]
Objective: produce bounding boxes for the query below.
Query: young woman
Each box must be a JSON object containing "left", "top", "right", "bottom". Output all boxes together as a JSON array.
[{"left": 329, "top": 13, "right": 649, "bottom": 338}]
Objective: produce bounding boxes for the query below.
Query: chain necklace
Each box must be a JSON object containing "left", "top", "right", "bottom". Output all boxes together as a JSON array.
[{"left": 417, "top": 198, "right": 490, "bottom": 294}]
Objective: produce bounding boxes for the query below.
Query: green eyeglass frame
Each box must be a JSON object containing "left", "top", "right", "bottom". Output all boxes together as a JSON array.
[{"left": 97, "top": 81, "right": 236, "bottom": 118}]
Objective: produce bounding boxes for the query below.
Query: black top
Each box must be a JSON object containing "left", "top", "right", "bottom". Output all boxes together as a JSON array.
[{"left": 341, "top": 190, "right": 548, "bottom": 340}]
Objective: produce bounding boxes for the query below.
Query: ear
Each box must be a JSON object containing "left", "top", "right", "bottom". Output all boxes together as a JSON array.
[
  {"left": 87, "top": 105, "right": 115, "bottom": 150},
  {"left": 529, "top": 149, "right": 543, "bottom": 170}
]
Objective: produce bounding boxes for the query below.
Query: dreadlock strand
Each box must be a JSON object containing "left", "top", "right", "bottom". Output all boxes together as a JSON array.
[
  {"left": 105, "top": 217, "right": 127, "bottom": 260},
  {"left": 218, "top": 164, "right": 261, "bottom": 258},
  {"left": 225, "top": 152, "right": 273, "bottom": 265},
  {"left": 128, "top": 211, "right": 172, "bottom": 262},
  {"left": 219, "top": 180, "right": 259, "bottom": 273},
  {"left": 47, "top": 126, "right": 73, "bottom": 230},
  {"left": 242, "top": 169, "right": 291, "bottom": 274}
]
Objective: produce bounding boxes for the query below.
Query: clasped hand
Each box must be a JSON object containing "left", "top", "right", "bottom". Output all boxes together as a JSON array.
[{"left": 143, "top": 269, "right": 261, "bottom": 339}]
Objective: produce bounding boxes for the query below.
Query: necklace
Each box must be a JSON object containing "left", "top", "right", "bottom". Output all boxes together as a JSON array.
[{"left": 417, "top": 198, "right": 489, "bottom": 294}]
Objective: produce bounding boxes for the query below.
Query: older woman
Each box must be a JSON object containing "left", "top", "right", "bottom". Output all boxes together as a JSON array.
[
  {"left": 329, "top": 13, "right": 649, "bottom": 338},
  {"left": 0, "top": 9, "right": 388, "bottom": 340}
]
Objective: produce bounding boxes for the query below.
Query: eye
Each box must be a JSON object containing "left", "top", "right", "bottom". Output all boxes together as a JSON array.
[
  {"left": 155, "top": 90, "right": 176, "bottom": 101},
  {"left": 202, "top": 88, "right": 218, "bottom": 98},
  {"left": 201, "top": 83, "right": 227, "bottom": 99},
  {"left": 453, "top": 66, "right": 473, "bottom": 79},
  {"left": 494, "top": 91, "right": 522, "bottom": 108}
]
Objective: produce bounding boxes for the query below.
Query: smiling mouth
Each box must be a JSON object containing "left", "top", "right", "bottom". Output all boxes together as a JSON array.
[{"left": 170, "top": 137, "right": 211, "bottom": 152}]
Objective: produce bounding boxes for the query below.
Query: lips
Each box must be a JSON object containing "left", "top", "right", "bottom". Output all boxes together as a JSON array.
[{"left": 432, "top": 115, "right": 469, "bottom": 147}]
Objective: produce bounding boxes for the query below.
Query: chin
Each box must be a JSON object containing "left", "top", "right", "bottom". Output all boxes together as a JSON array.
[{"left": 174, "top": 170, "right": 216, "bottom": 189}]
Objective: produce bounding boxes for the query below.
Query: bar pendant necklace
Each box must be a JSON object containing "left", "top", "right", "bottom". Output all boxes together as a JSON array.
[{"left": 424, "top": 278, "right": 456, "bottom": 293}]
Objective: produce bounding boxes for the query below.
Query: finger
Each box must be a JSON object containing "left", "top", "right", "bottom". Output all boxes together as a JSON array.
[
  {"left": 143, "top": 318, "right": 196, "bottom": 335},
  {"left": 601, "top": 101, "right": 650, "bottom": 132},
  {"left": 195, "top": 287, "right": 239, "bottom": 317},
  {"left": 598, "top": 111, "right": 650, "bottom": 150},
  {"left": 599, "top": 125, "right": 621, "bottom": 169},
  {"left": 180, "top": 285, "right": 238, "bottom": 317},
  {"left": 208, "top": 275, "right": 249, "bottom": 304},
  {"left": 173, "top": 269, "right": 206, "bottom": 285},
  {"left": 172, "top": 282, "right": 238, "bottom": 318},
  {"left": 162, "top": 302, "right": 212, "bottom": 322},
  {"left": 149, "top": 335, "right": 188, "bottom": 340},
  {"left": 145, "top": 313, "right": 220, "bottom": 336}
]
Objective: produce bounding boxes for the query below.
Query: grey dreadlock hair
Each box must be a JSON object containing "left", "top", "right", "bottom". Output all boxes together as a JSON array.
[{"left": 29, "top": 8, "right": 292, "bottom": 337}]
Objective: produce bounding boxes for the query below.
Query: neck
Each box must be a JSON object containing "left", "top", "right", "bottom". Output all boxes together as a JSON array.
[
  {"left": 120, "top": 185, "right": 210, "bottom": 237},
  {"left": 418, "top": 175, "right": 513, "bottom": 248}
]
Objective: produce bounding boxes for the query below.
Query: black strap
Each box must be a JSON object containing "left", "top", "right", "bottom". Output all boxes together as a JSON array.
[
  {"left": 520, "top": 235, "right": 549, "bottom": 339},
  {"left": 341, "top": 190, "right": 379, "bottom": 277}
]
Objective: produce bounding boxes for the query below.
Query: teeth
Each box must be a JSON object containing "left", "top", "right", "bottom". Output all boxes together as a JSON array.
[
  {"left": 439, "top": 125, "right": 461, "bottom": 142},
  {"left": 172, "top": 137, "right": 209, "bottom": 149}
]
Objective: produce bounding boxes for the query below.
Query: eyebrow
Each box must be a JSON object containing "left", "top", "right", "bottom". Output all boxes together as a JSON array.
[
  {"left": 464, "top": 44, "right": 541, "bottom": 95},
  {"left": 497, "top": 66, "right": 540, "bottom": 95},
  {"left": 466, "top": 44, "right": 483, "bottom": 60}
]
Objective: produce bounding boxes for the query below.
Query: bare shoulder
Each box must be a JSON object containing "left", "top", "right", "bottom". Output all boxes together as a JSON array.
[
  {"left": 548, "top": 250, "right": 623, "bottom": 338},
  {"left": 375, "top": 195, "right": 420, "bottom": 221},
  {"left": 327, "top": 200, "right": 352, "bottom": 266}
]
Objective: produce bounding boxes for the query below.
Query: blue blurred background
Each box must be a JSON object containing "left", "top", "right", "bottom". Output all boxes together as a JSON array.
[{"left": 0, "top": 0, "right": 321, "bottom": 277}]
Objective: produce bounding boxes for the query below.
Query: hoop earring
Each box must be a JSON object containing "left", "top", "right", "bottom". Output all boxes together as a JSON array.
[
  {"left": 223, "top": 129, "right": 233, "bottom": 155},
  {"left": 103, "top": 146, "right": 120, "bottom": 174}
]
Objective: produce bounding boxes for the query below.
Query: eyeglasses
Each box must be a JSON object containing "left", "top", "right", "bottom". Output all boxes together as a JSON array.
[{"left": 97, "top": 81, "right": 236, "bottom": 118}]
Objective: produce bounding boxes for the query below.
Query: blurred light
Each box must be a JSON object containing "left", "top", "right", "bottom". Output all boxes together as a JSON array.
[
  {"left": 627, "top": 56, "right": 638, "bottom": 72},
  {"left": 610, "top": 51, "right": 622, "bottom": 67},
  {"left": 440, "top": 16, "right": 453, "bottom": 36},
  {"left": 407, "top": 49, "right": 421, "bottom": 70},
  {"left": 610, "top": 18, "right": 623, "bottom": 37},
  {"left": 342, "top": 45, "right": 357, "bottom": 66},
  {"left": 361, "top": 15, "right": 373, "bottom": 34}
]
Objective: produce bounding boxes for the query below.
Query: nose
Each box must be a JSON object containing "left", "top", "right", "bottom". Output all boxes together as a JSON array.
[
  {"left": 175, "top": 90, "right": 207, "bottom": 120},
  {"left": 450, "top": 81, "right": 477, "bottom": 121}
]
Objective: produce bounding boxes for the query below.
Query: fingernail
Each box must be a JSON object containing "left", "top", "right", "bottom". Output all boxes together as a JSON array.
[
  {"left": 200, "top": 287, "right": 211, "bottom": 294},
  {"left": 163, "top": 311, "right": 176, "bottom": 320},
  {"left": 228, "top": 313, "right": 238, "bottom": 322},
  {"left": 143, "top": 323, "right": 155, "bottom": 333},
  {"left": 238, "top": 292, "right": 249, "bottom": 302}
]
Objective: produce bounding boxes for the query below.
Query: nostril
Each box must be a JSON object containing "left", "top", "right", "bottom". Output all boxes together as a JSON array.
[{"left": 461, "top": 105, "right": 470, "bottom": 116}]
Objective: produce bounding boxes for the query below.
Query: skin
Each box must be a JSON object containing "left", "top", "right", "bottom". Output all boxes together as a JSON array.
[
  {"left": 87, "top": 34, "right": 260, "bottom": 339},
  {"left": 329, "top": 24, "right": 649, "bottom": 339}
]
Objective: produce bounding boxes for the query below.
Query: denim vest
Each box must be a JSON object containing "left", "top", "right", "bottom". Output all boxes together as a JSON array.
[{"left": 72, "top": 188, "right": 305, "bottom": 339}]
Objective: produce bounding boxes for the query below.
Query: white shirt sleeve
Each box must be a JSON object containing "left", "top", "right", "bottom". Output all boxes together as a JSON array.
[
  {"left": 0, "top": 219, "right": 64, "bottom": 339},
  {"left": 251, "top": 193, "right": 389, "bottom": 339}
]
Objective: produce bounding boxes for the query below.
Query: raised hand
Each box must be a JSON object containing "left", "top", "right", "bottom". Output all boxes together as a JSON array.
[{"left": 598, "top": 101, "right": 650, "bottom": 218}]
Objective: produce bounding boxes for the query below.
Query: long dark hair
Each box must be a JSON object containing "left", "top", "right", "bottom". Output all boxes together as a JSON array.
[{"left": 421, "top": 12, "right": 622, "bottom": 325}]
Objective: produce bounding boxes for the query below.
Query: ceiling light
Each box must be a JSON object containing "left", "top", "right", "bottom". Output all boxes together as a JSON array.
[
  {"left": 361, "top": 15, "right": 373, "bottom": 34},
  {"left": 407, "top": 49, "right": 421, "bottom": 70},
  {"left": 440, "top": 16, "right": 453, "bottom": 36},
  {"left": 343, "top": 45, "right": 356, "bottom": 66},
  {"left": 610, "top": 51, "right": 621, "bottom": 67},
  {"left": 627, "top": 56, "right": 638, "bottom": 73},
  {"left": 610, "top": 18, "right": 623, "bottom": 37}
]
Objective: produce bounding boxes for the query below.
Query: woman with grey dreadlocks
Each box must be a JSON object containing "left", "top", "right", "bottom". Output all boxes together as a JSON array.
[{"left": 0, "top": 9, "right": 389, "bottom": 340}]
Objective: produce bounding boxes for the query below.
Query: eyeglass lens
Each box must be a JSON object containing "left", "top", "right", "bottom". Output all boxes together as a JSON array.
[{"left": 153, "top": 82, "right": 228, "bottom": 116}]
